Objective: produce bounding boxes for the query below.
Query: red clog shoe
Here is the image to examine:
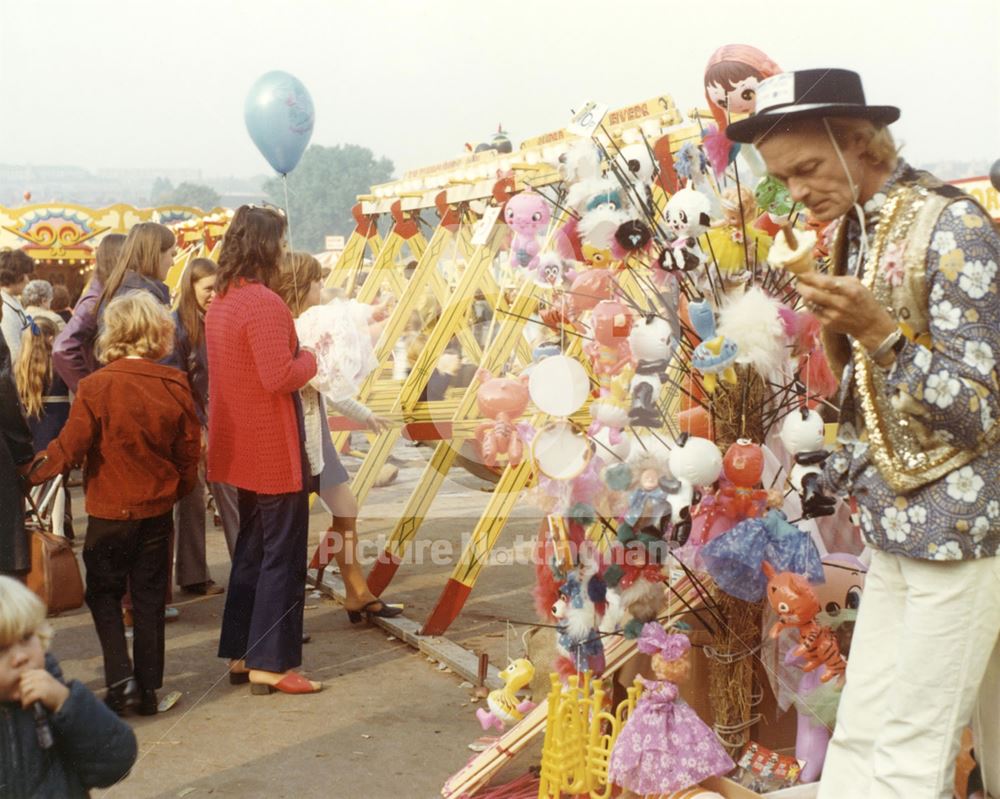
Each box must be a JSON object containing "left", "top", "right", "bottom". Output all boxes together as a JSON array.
[{"left": 249, "top": 671, "right": 323, "bottom": 695}]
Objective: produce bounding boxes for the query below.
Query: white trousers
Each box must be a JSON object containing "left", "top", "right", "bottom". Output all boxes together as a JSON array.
[{"left": 818, "top": 550, "right": 1000, "bottom": 799}]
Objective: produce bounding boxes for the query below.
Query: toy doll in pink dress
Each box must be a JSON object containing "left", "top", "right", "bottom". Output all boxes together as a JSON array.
[{"left": 608, "top": 623, "right": 734, "bottom": 797}]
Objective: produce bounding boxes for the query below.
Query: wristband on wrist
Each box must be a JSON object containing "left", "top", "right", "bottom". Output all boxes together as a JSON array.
[{"left": 868, "top": 326, "right": 905, "bottom": 362}]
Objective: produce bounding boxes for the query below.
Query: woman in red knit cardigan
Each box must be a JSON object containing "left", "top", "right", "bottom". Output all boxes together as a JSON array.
[{"left": 206, "top": 206, "right": 321, "bottom": 695}]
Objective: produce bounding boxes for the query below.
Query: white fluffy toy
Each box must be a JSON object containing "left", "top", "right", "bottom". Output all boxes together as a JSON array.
[{"left": 717, "top": 286, "right": 788, "bottom": 383}]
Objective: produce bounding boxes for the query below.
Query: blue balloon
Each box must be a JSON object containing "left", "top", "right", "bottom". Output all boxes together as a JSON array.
[{"left": 244, "top": 70, "right": 315, "bottom": 175}]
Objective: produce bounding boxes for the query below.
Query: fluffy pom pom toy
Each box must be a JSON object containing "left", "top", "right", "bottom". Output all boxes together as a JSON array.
[{"left": 717, "top": 287, "right": 787, "bottom": 382}]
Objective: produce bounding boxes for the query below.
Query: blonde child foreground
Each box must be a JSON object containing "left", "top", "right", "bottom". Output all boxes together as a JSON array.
[
  {"left": 29, "top": 291, "right": 200, "bottom": 716},
  {"left": 0, "top": 576, "right": 137, "bottom": 796}
]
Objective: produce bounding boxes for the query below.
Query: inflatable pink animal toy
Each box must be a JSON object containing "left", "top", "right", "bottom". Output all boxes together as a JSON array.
[
  {"left": 505, "top": 191, "right": 551, "bottom": 272},
  {"left": 474, "top": 368, "right": 531, "bottom": 467}
]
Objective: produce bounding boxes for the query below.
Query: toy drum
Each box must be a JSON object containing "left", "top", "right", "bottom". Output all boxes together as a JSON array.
[{"left": 531, "top": 420, "right": 595, "bottom": 481}]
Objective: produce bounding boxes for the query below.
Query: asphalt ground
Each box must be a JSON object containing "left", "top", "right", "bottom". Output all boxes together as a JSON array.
[{"left": 48, "top": 438, "right": 545, "bottom": 799}]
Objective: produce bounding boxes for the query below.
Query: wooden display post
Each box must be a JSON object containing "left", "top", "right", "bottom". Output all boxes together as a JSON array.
[{"left": 324, "top": 202, "right": 383, "bottom": 291}]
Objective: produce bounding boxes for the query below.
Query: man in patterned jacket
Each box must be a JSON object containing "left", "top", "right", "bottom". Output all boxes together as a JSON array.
[{"left": 728, "top": 69, "right": 1000, "bottom": 799}]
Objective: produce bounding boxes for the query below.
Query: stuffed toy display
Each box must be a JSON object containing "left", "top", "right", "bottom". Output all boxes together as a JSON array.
[
  {"left": 607, "top": 624, "right": 735, "bottom": 797},
  {"left": 498, "top": 57, "right": 869, "bottom": 792}
]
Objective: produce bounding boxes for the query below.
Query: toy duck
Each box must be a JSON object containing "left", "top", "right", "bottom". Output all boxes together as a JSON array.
[{"left": 476, "top": 658, "right": 536, "bottom": 731}]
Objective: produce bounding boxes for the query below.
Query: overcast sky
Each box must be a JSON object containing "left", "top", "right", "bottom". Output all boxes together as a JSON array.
[{"left": 2, "top": 0, "right": 997, "bottom": 178}]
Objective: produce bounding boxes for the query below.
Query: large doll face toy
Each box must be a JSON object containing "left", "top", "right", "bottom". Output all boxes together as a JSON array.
[
  {"left": 703, "top": 43, "right": 781, "bottom": 122},
  {"left": 706, "top": 74, "right": 763, "bottom": 116}
]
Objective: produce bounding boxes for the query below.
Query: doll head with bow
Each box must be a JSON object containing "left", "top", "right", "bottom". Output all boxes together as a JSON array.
[{"left": 638, "top": 622, "right": 693, "bottom": 682}]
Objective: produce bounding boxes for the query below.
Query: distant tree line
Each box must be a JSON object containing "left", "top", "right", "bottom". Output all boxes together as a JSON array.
[
  {"left": 263, "top": 144, "right": 394, "bottom": 253},
  {"left": 150, "top": 178, "right": 221, "bottom": 210},
  {"left": 148, "top": 143, "right": 394, "bottom": 253}
]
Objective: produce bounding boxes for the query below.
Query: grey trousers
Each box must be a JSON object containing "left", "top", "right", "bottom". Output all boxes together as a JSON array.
[
  {"left": 173, "top": 458, "right": 241, "bottom": 587},
  {"left": 210, "top": 480, "right": 240, "bottom": 559}
]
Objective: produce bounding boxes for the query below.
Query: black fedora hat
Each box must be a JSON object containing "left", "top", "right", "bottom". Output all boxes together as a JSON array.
[{"left": 726, "top": 68, "right": 900, "bottom": 143}]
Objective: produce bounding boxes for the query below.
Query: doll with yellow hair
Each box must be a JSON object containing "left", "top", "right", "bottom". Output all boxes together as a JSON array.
[
  {"left": 700, "top": 186, "right": 772, "bottom": 285},
  {"left": 608, "top": 623, "right": 734, "bottom": 797}
]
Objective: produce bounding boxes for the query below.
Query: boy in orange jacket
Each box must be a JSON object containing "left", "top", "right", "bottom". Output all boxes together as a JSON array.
[{"left": 30, "top": 291, "right": 200, "bottom": 716}]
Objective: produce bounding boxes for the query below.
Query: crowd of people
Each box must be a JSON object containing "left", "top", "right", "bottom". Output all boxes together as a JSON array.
[{"left": 0, "top": 204, "right": 411, "bottom": 751}]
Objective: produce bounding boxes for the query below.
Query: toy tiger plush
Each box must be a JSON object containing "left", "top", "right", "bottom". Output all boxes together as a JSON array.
[{"left": 762, "top": 561, "right": 847, "bottom": 685}]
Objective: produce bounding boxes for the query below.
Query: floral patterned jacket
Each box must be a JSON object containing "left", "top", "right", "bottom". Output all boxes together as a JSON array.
[{"left": 822, "top": 161, "right": 1000, "bottom": 561}]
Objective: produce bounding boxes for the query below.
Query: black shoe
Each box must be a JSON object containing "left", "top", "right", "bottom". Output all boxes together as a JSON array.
[
  {"left": 180, "top": 580, "right": 224, "bottom": 596},
  {"left": 104, "top": 678, "right": 140, "bottom": 715},
  {"left": 346, "top": 599, "right": 404, "bottom": 624},
  {"left": 137, "top": 689, "right": 158, "bottom": 716}
]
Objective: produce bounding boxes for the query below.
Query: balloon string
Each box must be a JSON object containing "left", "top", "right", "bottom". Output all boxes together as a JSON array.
[
  {"left": 282, "top": 173, "right": 301, "bottom": 316},
  {"left": 282, "top": 174, "right": 294, "bottom": 248}
]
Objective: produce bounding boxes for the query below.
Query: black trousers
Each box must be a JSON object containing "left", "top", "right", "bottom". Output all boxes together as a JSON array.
[
  {"left": 84, "top": 512, "right": 171, "bottom": 690},
  {"left": 217, "top": 488, "right": 309, "bottom": 672}
]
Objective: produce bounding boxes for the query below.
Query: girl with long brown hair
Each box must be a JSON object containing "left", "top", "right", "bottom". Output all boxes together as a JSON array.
[
  {"left": 273, "top": 252, "right": 399, "bottom": 622},
  {"left": 53, "top": 233, "right": 124, "bottom": 391},
  {"left": 96, "top": 222, "right": 176, "bottom": 316},
  {"left": 207, "top": 205, "right": 321, "bottom": 695},
  {"left": 167, "top": 259, "right": 239, "bottom": 594}
]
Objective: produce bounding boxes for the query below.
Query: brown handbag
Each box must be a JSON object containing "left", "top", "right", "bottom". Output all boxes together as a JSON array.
[
  {"left": 27, "top": 529, "right": 85, "bottom": 615},
  {"left": 23, "top": 480, "right": 85, "bottom": 616}
]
